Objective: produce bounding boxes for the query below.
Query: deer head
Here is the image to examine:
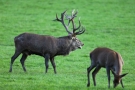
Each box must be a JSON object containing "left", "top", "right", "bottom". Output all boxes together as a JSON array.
[
  {"left": 111, "top": 70, "right": 128, "bottom": 88},
  {"left": 54, "top": 10, "right": 85, "bottom": 50}
]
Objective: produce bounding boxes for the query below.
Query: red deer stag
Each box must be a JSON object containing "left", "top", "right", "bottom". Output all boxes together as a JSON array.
[
  {"left": 87, "top": 47, "right": 128, "bottom": 88},
  {"left": 9, "top": 10, "right": 85, "bottom": 74}
]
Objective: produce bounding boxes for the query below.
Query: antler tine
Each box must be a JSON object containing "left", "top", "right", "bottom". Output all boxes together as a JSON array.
[
  {"left": 53, "top": 13, "right": 62, "bottom": 21},
  {"left": 72, "top": 9, "right": 75, "bottom": 16},
  {"left": 73, "top": 10, "right": 78, "bottom": 16},
  {"left": 55, "top": 14, "right": 61, "bottom": 21},
  {"left": 73, "top": 17, "right": 81, "bottom": 33},
  {"left": 54, "top": 10, "right": 67, "bottom": 21},
  {"left": 71, "top": 9, "right": 78, "bottom": 20},
  {"left": 61, "top": 10, "right": 67, "bottom": 19},
  {"left": 75, "top": 26, "right": 85, "bottom": 35}
]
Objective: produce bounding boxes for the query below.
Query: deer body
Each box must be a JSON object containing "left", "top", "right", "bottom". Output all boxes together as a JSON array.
[
  {"left": 87, "top": 47, "right": 127, "bottom": 88},
  {"left": 9, "top": 10, "right": 85, "bottom": 74},
  {"left": 14, "top": 33, "right": 77, "bottom": 56}
]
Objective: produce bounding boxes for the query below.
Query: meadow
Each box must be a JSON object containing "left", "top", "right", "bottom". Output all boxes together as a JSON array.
[{"left": 0, "top": 0, "right": 135, "bottom": 90}]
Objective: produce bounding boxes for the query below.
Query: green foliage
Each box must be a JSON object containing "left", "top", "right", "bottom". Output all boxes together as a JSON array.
[{"left": 0, "top": 0, "right": 135, "bottom": 90}]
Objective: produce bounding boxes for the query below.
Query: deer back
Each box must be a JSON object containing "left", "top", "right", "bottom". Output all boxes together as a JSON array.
[
  {"left": 14, "top": 33, "right": 59, "bottom": 55},
  {"left": 90, "top": 47, "right": 123, "bottom": 73}
]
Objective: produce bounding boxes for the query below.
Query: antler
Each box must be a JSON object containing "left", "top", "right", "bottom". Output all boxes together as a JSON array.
[
  {"left": 54, "top": 10, "right": 72, "bottom": 34},
  {"left": 74, "top": 18, "right": 85, "bottom": 35},
  {"left": 54, "top": 10, "right": 85, "bottom": 36},
  {"left": 66, "top": 10, "right": 85, "bottom": 36}
]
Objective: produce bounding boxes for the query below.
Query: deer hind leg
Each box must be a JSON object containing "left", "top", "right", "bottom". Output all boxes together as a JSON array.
[
  {"left": 20, "top": 53, "right": 28, "bottom": 72},
  {"left": 50, "top": 57, "right": 56, "bottom": 74},
  {"left": 44, "top": 54, "right": 50, "bottom": 73},
  {"left": 87, "top": 64, "right": 96, "bottom": 87},
  {"left": 106, "top": 67, "right": 111, "bottom": 88},
  {"left": 92, "top": 65, "right": 101, "bottom": 86},
  {"left": 9, "top": 50, "right": 22, "bottom": 72}
]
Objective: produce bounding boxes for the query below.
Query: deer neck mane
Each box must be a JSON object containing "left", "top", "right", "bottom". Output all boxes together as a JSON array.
[
  {"left": 56, "top": 35, "right": 73, "bottom": 55},
  {"left": 114, "top": 53, "right": 123, "bottom": 75}
]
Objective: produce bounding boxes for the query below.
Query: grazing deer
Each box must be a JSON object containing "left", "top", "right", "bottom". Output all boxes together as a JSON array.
[
  {"left": 9, "top": 10, "right": 85, "bottom": 74},
  {"left": 87, "top": 47, "right": 128, "bottom": 88}
]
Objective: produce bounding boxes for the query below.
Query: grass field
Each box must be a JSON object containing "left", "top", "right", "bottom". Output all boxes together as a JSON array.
[{"left": 0, "top": 0, "right": 135, "bottom": 90}]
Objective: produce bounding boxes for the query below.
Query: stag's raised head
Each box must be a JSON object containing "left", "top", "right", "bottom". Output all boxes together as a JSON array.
[
  {"left": 70, "top": 37, "right": 84, "bottom": 51},
  {"left": 54, "top": 10, "right": 85, "bottom": 50}
]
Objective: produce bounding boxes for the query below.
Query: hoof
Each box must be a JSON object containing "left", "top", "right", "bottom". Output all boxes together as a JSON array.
[
  {"left": 87, "top": 83, "right": 90, "bottom": 87},
  {"left": 9, "top": 69, "right": 12, "bottom": 72}
]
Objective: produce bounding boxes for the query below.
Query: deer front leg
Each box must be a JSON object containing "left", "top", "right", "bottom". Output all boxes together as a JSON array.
[
  {"left": 120, "top": 79, "right": 124, "bottom": 88},
  {"left": 20, "top": 53, "right": 28, "bottom": 72},
  {"left": 106, "top": 67, "right": 111, "bottom": 88},
  {"left": 44, "top": 54, "right": 50, "bottom": 73},
  {"left": 50, "top": 57, "right": 56, "bottom": 74}
]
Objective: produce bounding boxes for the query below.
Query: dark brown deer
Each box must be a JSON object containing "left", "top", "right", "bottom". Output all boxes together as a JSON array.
[
  {"left": 87, "top": 47, "right": 128, "bottom": 88},
  {"left": 9, "top": 10, "right": 85, "bottom": 74}
]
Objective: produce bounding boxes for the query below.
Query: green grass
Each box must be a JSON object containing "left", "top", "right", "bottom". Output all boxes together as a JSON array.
[{"left": 0, "top": 0, "right": 135, "bottom": 90}]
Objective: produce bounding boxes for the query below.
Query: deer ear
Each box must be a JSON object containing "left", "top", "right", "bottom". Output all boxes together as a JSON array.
[{"left": 120, "top": 73, "right": 128, "bottom": 78}]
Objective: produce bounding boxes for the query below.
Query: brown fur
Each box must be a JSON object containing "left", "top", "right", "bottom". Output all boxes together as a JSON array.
[{"left": 87, "top": 47, "right": 128, "bottom": 88}]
